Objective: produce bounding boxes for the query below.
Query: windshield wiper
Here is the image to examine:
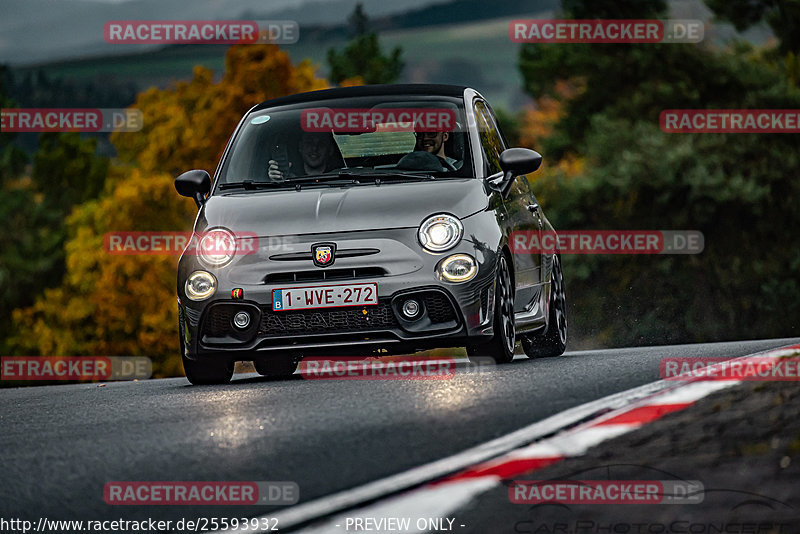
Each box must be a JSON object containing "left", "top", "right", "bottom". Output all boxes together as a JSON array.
[
  {"left": 219, "top": 180, "right": 291, "bottom": 190},
  {"left": 219, "top": 177, "right": 361, "bottom": 192},
  {"left": 219, "top": 171, "right": 434, "bottom": 192},
  {"left": 291, "top": 170, "right": 436, "bottom": 183}
]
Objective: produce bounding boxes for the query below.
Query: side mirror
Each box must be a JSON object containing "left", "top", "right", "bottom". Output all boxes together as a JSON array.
[
  {"left": 500, "top": 148, "right": 542, "bottom": 175},
  {"left": 175, "top": 170, "right": 211, "bottom": 208},
  {"left": 495, "top": 148, "right": 542, "bottom": 197}
]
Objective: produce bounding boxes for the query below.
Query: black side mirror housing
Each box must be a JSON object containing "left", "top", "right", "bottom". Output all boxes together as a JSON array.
[
  {"left": 495, "top": 148, "right": 543, "bottom": 197},
  {"left": 175, "top": 170, "right": 211, "bottom": 208},
  {"left": 500, "top": 148, "right": 542, "bottom": 175}
]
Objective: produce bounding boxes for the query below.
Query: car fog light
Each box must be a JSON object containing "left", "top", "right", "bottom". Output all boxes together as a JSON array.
[
  {"left": 402, "top": 299, "right": 421, "bottom": 319},
  {"left": 439, "top": 254, "right": 478, "bottom": 283},
  {"left": 185, "top": 271, "right": 217, "bottom": 301},
  {"left": 233, "top": 311, "right": 251, "bottom": 329}
]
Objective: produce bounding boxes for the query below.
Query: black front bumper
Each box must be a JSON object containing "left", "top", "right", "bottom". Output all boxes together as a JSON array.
[
  {"left": 178, "top": 226, "right": 500, "bottom": 361},
  {"left": 187, "top": 286, "right": 481, "bottom": 357}
]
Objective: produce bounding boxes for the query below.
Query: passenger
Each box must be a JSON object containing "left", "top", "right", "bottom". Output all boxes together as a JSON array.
[{"left": 268, "top": 131, "right": 339, "bottom": 180}]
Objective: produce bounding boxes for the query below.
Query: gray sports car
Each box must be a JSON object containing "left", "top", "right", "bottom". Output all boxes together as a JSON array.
[{"left": 175, "top": 84, "right": 567, "bottom": 384}]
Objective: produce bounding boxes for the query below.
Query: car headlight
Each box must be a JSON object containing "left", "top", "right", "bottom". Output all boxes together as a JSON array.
[
  {"left": 438, "top": 254, "right": 478, "bottom": 283},
  {"left": 199, "top": 228, "right": 236, "bottom": 267},
  {"left": 185, "top": 271, "right": 217, "bottom": 301},
  {"left": 418, "top": 214, "right": 463, "bottom": 252}
]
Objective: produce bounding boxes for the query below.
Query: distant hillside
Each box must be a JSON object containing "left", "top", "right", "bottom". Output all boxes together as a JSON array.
[
  {"left": 296, "top": 0, "right": 559, "bottom": 41},
  {"left": 378, "top": 0, "right": 560, "bottom": 29},
  {"left": 9, "top": 0, "right": 774, "bottom": 115},
  {"left": 11, "top": 0, "right": 559, "bottom": 112}
]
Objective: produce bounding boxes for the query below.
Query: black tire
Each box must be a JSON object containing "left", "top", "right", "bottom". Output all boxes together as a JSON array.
[
  {"left": 182, "top": 355, "right": 234, "bottom": 385},
  {"left": 179, "top": 305, "right": 233, "bottom": 385},
  {"left": 254, "top": 354, "right": 298, "bottom": 378},
  {"left": 467, "top": 255, "right": 515, "bottom": 364},
  {"left": 521, "top": 253, "right": 567, "bottom": 358}
]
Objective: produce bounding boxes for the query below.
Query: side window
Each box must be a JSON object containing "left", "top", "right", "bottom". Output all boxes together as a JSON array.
[{"left": 473, "top": 101, "right": 504, "bottom": 176}]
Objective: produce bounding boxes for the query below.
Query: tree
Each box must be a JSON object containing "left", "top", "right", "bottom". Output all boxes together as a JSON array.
[
  {"left": 0, "top": 66, "right": 27, "bottom": 183},
  {"left": 11, "top": 45, "right": 328, "bottom": 376},
  {"left": 0, "top": 189, "right": 58, "bottom": 353},
  {"left": 533, "top": 110, "right": 800, "bottom": 345},
  {"left": 327, "top": 3, "right": 404, "bottom": 85},
  {"left": 349, "top": 2, "right": 369, "bottom": 36},
  {"left": 10, "top": 169, "right": 192, "bottom": 376},
  {"left": 0, "top": 134, "right": 109, "bottom": 351},
  {"left": 704, "top": 0, "right": 800, "bottom": 53},
  {"left": 516, "top": 0, "right": 800, "bottom": 346},
  {"left": 31, "top": 133, "right": 109, "bottom": 212},
  {"left": 0, "top": 66, "right": 111, "bottom": 353}
]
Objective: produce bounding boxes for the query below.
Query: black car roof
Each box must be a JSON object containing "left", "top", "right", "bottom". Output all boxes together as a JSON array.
[{"left": 253, "top": 84, "right": 470, "bottom": 111}]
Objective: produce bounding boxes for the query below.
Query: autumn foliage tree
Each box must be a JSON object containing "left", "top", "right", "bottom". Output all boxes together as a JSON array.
[
  {"left": 1, "top": 133, "right": 109, "bottom": 353},
  {"left": 12, "top": 45, "right": 328, "bottom": 376},
  {"left": 517, "top": 0, "right": 800, "bottom": 347}
]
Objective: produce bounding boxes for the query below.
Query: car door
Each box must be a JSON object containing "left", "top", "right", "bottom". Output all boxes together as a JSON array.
[
  {"left": 472, "top": 100, "right": 538, "bottom": 312},
  {"left": 514, "top": 174, "right": 544, "bottom": 285}
]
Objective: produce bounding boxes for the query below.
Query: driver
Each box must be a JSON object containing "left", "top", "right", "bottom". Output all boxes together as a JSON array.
[
  {"left": 414, "top": 130, "right": 458, "bottom": 170},
  {"left": 268, "top": 131, "right": 337, "bottom": 181}
]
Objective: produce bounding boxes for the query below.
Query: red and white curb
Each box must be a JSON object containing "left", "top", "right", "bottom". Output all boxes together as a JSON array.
[{"left": 228, "top": 344, "right": 800, "bottom": 533}]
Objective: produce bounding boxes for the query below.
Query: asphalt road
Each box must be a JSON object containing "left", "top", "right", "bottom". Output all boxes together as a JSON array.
[{"left": 2, "top": 338, "right": 798, "bottom": 530}]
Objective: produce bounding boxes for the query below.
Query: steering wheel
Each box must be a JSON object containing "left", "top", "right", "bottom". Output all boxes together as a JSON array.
[
  {"left": 438, "top": 156, "right": 457, "bottom": 172},
  {"left": 397, "top": 151, "right": 452, "bottom": 172}
]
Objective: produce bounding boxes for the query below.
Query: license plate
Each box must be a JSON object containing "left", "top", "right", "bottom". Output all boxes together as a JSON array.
[{"left": 272, "top": 283, "right": 378, "bottom": 311}]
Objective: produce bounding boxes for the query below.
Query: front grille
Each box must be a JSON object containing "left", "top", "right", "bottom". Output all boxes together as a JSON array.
[
  {"left": 265, "top": 267, "right": 387, "bottom": 284},
  {"left": 260, "top": 300, "right": 399, "bottom": 336},
  {"left": 269, "top": 248, "right": 379, "bottom": 261},
  {"left": 204, "top": 306, "right": 235, "bottom": 337},
  {"left": 423, "top": 292, "right": 457, "bottom": 324},
  {"left": 200, "top": 291, "right": 458, "bottom": 341}
]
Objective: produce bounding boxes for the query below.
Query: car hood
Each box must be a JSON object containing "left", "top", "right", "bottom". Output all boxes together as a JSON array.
[{"left": 197, "top": 178, "right": 487, "bottom": 236}]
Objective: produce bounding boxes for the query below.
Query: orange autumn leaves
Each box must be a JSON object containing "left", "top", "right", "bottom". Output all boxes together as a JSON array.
[
  {"left": 12, "top": 45, "right": 328, "bottom": 377},
  {"left": 520, "top": 80, "right": 584, "bottom": 192}
]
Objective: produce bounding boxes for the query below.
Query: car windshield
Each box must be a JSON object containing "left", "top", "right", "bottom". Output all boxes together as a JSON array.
[{"left": 216, "top": 94, "right": 472, "bottom": 189}]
